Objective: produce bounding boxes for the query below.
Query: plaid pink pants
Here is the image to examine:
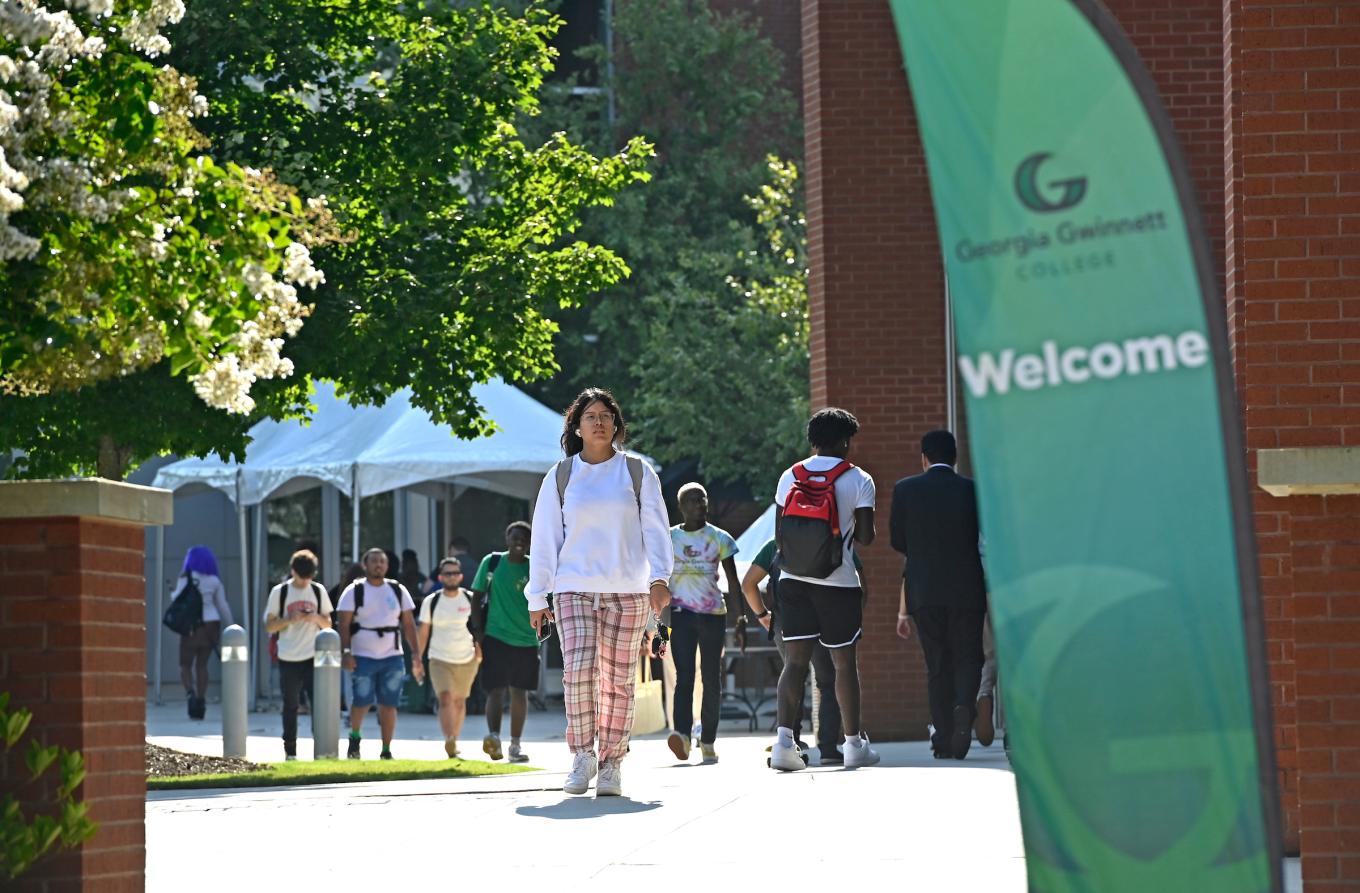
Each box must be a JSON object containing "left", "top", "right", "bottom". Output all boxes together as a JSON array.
[{"left": 556, "top": 591, "right": 649, "bottom": 763}]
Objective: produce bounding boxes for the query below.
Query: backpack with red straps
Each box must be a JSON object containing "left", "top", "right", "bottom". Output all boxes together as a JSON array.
[{"left": 779, "top": 460, "right": 854, "bottom": 579}]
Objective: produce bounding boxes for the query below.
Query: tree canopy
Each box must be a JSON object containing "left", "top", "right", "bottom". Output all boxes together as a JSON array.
[
  {"left": 520, "top": 0, "right": 809, "bottom": 492},
  {"left": 1, "top": 0, "right": 652, "bottom": 479}
]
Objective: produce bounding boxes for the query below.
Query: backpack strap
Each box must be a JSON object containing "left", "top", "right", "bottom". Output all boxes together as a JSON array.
[
  {"left": 311, "top": 581, "right": 325, "bottom": 613},
  {"left": 275, "top": 583, "right": 287, "bottom": 619},
  {"left": 555, "top": 457, "right": 573, "bottom": 509},
  {"left": 625, "top": 455, "right": 644, "bottom": 507},
  {"left": 481, "top": 552, "right": 502, "bottom": 611}
]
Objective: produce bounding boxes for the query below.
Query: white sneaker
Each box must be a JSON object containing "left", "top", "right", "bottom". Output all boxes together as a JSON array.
[
  {"left": 843, "top": 732, "right": 881, "bottom": 768},
  {"left": 770, "top": 739, "right": 806, "bottom": 772},
  {"left": 596, "top": 760, "right": 622, "bottom": 797},
  {"left": 563, "top": 751, "right": 597, "bottom": 794}
]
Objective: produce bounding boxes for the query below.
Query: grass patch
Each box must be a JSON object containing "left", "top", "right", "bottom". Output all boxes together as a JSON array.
[{"left": 147, "top": 757, "right": 539, "bottom": 791}]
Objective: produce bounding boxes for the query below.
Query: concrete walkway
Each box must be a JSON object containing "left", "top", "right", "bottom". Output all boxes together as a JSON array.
[{"left": 145, "top": 701, "right": 1301, "bottom": 892}]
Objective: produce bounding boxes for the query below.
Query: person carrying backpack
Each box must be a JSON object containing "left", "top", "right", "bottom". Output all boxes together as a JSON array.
[
  {"left": 768, "top": 408, "right": 880, "bottom": 771},
  {"left": 168, "top": 545, "right": 234, "bottom": 721},
  {"left": 262, "top": 549, "right": 333, "bottom": 760},
  {"left": 417, "top": 556, "right": 482, "bottom": 759},
  {"left": 337, "top": 548, "right": 424, "bottom": 760},
  {"left": 470, "top": 521, "right": 537, "bottom": 764}
]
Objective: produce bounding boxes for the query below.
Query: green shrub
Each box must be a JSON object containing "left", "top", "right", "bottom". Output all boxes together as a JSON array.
[{"left": 0, "top": 693, "right": 98, "bottom": 880}]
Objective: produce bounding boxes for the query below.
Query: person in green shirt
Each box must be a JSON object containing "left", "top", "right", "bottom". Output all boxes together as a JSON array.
[{"left": 470, "top": 521, "right": 537, "bottom": 763}]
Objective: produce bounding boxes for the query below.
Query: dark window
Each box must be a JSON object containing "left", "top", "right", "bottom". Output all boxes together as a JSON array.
[{"left": 550, "top": 0, "right": 606, "bottom": 84}]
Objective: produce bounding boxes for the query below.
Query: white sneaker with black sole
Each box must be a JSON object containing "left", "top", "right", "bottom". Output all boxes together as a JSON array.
[
  {"left": 843, "top": 732, "right": 881, "bottom": 768},
  {"left": 563, "top": 752, "right": 597, "bottom": 794},
  {"left": 596, "top": 760, "right": 622, "bottom": 797},
  {"left": 769, "top": 739, "right": 807, "bottom": 772}
]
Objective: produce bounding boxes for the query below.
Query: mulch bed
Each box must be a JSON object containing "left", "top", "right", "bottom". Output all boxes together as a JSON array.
[{"left": 146, "top": 743, "right": 264, "bottom": 778}]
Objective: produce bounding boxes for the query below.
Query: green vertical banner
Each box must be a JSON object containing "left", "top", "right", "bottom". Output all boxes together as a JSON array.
[{"left": 885, "top": 2, "right": 1282, "bottom": 892}]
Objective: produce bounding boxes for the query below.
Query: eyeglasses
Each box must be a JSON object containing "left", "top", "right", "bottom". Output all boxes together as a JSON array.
[
  {"left": 581, "top": 411, "right": 615, "bottom": 427},
  {"left": 439, "top": 569, "right": 462, "bottom": 577}
]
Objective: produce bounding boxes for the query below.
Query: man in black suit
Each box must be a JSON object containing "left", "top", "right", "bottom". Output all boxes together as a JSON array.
[{"left": 889, "top": 429, "right": 987, "bottom": 760}]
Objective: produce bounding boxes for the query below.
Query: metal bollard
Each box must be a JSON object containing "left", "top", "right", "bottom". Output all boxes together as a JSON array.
[
  {"left": 312, "top": 629, "right": 341, "bottom": 760},
  {"left": 220, "top": 624, "right": 248, "bottom": 759}
]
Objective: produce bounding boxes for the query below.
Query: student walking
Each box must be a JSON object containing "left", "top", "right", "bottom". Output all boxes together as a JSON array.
[
  {"left": 337, "top": 548, "right": 424, "bottom": 760},
  {"left": 666, "top": 483, "right": 744, "bottom": 763},
  {"left": 262, "top": 549, "right": 333, "bottom": 760},
  {"left": 171, "top": 545, "right": 235, "bottom": 720},
  {"left": 527, "top": 388, "right": 673, "bottom": 797},
  {"left": 417, "top": 557, "right": 482, "bottom": 759},
  {"left": 470, "top": 522, "right": 537, "bottom": 764},
  {"left": 769, "top": 408, "right": 880, "bottom": 771}
]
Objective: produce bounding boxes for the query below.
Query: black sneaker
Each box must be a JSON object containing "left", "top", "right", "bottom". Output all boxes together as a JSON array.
[
  {"left": 819, "top": 748, "right": 843, "bottom": 766},
  {"left": 347, "top": 736, "right": 361, "bottom": 759},
  {"left": 380, "top": 750, "right": 394, "bottom": 761}
]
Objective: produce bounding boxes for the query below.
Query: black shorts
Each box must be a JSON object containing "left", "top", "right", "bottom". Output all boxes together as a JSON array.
[
  {"left": 778, "top": 578, "right": 863, "bottom": 649},
  {"left": 480, "top": 635, "right": 540, "bottom": 691}
]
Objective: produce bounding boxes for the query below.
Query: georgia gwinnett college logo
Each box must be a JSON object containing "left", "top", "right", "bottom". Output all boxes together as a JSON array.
[{"left": 1015, "top": 152, "right": 1088, "bottom": 213}]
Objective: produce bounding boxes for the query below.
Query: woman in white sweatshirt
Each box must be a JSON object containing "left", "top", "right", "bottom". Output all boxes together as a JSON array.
[
  {"left": 172, "top": 545, "right": 235, "bottom": 719},
  {"left": 527, "top": 388, "right": 673, "bottom": 797}
]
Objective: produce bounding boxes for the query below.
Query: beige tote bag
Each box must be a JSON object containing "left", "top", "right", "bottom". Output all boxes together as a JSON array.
[{"left": 631, "top": 654, "right": 666, "bottom": 735}]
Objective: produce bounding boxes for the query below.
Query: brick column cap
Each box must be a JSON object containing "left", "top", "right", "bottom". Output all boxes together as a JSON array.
[
  {"left": 1257, "top": 447, "right": 1360, "bottom": 498},
  {"left": 0, "top": 478, "right": 173, "bottom": 525}
]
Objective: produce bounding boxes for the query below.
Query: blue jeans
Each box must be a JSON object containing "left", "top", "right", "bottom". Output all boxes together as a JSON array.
[{"left": 351, "top": 655, "right": 405, "bottom": 708}]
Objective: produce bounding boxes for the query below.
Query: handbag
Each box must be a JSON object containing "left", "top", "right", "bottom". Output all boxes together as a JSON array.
[{"left": 630, "top": 655, "right": 666, "bottom": 735}]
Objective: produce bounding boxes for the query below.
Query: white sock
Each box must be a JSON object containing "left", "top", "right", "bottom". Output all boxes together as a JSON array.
[
  {"left": 777, "top": 726, "right": 795, "bottom": 748},
  {"left": 511, "top": 738, "right": 520, "bottom": 747},
  {"left": 844, "top": 733, "right": 863, "bottom": 748}
]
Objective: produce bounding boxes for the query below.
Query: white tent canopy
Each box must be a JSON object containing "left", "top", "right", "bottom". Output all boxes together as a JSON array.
[
  {"left": 734, "top": 503, "right": 775, "bottom": 579},
  {"left": 153, "top": 378, "right": 570, "bottom": 507}
]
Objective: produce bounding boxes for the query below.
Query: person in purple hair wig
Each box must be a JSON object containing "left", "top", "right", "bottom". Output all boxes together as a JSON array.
[{"left": 171, "top": 545, "right": 235, "bottom": 719}]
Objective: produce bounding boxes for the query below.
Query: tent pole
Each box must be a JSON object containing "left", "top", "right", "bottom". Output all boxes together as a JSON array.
[
  {"left": 152, "top": 524, "right": 165, "bottom": 705},
  {"left": 236, "top": 470, "right": 250, "bottom": 712},
  {"left": 351, "top": 463, "right": 361, "bottom": 563},
  {"left": 252, "top": 504, "right": 266, "bottom": 711}
]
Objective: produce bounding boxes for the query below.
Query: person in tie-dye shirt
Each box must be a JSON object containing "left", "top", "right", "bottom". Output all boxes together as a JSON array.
[{"left": 666, "top": 482, "right": 744, "bottom": 764}]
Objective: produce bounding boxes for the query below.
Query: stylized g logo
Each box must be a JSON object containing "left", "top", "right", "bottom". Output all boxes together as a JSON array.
[{"left": 1015, "top": 152, "right": 1087, "bottom": 213}]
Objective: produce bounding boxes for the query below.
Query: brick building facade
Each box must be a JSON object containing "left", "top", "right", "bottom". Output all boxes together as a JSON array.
[{"left": 798, "top": 0, "right": 1360, "bottom": 885}]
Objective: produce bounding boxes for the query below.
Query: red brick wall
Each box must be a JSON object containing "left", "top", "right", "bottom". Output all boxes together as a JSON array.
[
  {"left": 1224, "top": 3, "right": 1360, "bottom": 877},
  {"left": 0, "top": 517, "right": 147, "bottom": 892},
  {"left": 801, "top": 0, "right": 945, "bottom": 739}
]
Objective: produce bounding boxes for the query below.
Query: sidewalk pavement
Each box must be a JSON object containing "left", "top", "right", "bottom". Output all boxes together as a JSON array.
[{"left": 145, "top": 701, "right": 1302, "bottom": 892}]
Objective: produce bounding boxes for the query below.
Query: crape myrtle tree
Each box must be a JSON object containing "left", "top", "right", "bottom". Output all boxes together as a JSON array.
[
  {"left": 0, "top": 0, "right": 651, "bottom": 480},
  {"left": 0, "top": 0, "right": 333, "bottom": 479},
  {"left": 518, "top": 0, "right": 808, "bottom": 492}
]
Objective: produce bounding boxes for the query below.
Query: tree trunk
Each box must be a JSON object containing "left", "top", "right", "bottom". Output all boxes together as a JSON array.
[{"left": 96, "top": 435, "right": 130, "bottom": 481}]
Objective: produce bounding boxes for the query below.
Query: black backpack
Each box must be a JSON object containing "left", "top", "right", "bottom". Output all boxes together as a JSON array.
[
  {"left": 163, "top": 573, "right": 205, "bottom": 636},
  {"left": 273, "top": 581, "right": 326, "bottom": 618},
  {"left": 348, "top": 579, "right": 407, "bottom": 644},
  {"left": 475, "top": 552, "right": 503, "bottom": 611}
]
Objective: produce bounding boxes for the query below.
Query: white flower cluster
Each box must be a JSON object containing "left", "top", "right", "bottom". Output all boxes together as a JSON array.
[
  {"left": 189, "top": 242, "right": 324, "bottom": 414},
  {"left": 0, "top": 1, "right": 185, "bottom": 261},
  {"left": 122, "top": 0, "right": 184, "bottom": 58}
]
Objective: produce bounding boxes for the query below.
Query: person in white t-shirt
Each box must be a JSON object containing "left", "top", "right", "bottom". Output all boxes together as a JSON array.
[
  {"left": 768, "top": 407, "right": 881, "bottom": 771},
  {"left": 337, "top": 548, "right": 423, "bottom": 760},
  {"left": 262, "top": 549, "right": 333, "bottom": 760},
  {"left": 417, "top": 557, "right": 483, "bottom": 759}
]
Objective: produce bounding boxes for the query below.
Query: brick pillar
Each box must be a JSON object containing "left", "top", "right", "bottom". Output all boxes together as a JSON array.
[
  {"left": 0, "top": 480, "right": 172, "bottom": 892},
  {"left": 1223, "top": 3, "right": 1360, "bottom": 881},
  {"left": 802, "top": 0, "right": 945, "bottom": 739}
]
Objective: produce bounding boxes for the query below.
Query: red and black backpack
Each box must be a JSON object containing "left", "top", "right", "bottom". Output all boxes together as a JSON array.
[{"left": 779, "top": 460, "right": 853, "bottom": 579}]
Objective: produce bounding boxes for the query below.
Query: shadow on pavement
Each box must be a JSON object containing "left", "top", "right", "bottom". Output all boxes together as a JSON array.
[{"left": 516, "top": 797, "right": 662, "bottom": 819}]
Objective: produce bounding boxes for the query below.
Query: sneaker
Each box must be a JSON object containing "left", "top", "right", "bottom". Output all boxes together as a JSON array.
[
  {"left": 596, "top": 760, "right": 622, "bottom": 797},
  {"left": 843, "top": 732, "right": 881, "bottom": 768},
  {"left": 508, "top": 741, "right": 529, "bottom": 763},
  {"left": 483, "top": 733, "right": 503, "bottom": 761},
  {"left": 700, "top": 743, "right": 718, "bottom": 764},
  {"left": 444, "top": 738, "right": 459, "bottom": 759},
  {"left": 770, "top": 739, "right": 806, "bottom": 772},
  {"left": 380, "top": 749, "right": 394, "bottom": 760},
  {"left": 819, "top": 748, "right": 843, "bottom": 766},
  {"left": 563, "top": 752, "right": 598, "bottom": 794},
  {"left": 284, "top": 754, "right": 298, "bottom": 762},
  {"left": 347, "top": 735, "right": 361, "bottom": 760},
  {"left": 975, "top": 693, "right": 996, "bottom": 748},
  {"left": 667, "top": 731, "right": 690, "bottom": 761}
]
